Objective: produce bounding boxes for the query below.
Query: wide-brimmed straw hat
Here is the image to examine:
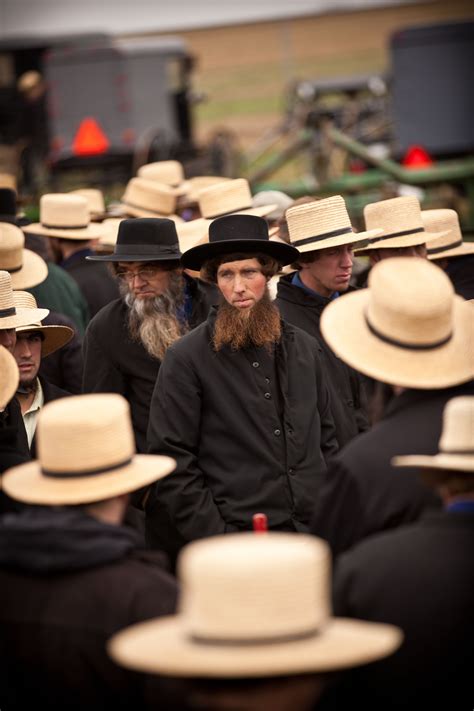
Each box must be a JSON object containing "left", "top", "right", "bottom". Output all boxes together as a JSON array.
[
  {"left": 320, "top": 257, "right": 474, "bottom": 389},
  {"left": 121, "top": 177, "right": 183, "bottom": 221},
  {"left": 354, "top": 195, "right": 448, "bottom": 256},
  {"left": 2, "top": 393, "right": 176, "bottom": 505},
  {"left": 70, "top": 188, "right": 109, "bottom": 221},
  {"left": 181, "top": 214, "right": 299, "bottom": 271},
  {"left": 0, "top": 346, "right": 19, "bottom": 409},
  {"left": 96, "top": 217, "right": 125, "bottom": 250},
  {"left": 393, "top": 396, "right": 474, "bottom": 473},
  {"left": 182, "top": 176, "right": 231, "bottom": 205},
  {"left": 108, "top": 532, "right": 402, "bottom": 678},
  {"left": 137, "top": 160, "right": 191, "bottom": 196},
  {"left": 286, "top": 196, "right": 382, "bottom": 254},
  {"left": 0, "top": 222, "right": 48, "bottom": 289},
  {"left": 0, "top": 270, "right": 49, "bottom": 329},
  {"left": 422, "top": 209, "right": 474, "bottom": 261},
  {"left": 87, "top": 218, "right": 182, "bottom": 263},
  {"left": 13, "top": 291, "right": 74, "bottom": 357},
  {"left": 23, "top": 194, "right": 104, "bottom": 240}
]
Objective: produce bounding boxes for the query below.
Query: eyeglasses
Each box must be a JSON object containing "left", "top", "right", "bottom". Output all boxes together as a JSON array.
[{"left": 115, "top": 267, "right": 162, "bottom": 283}]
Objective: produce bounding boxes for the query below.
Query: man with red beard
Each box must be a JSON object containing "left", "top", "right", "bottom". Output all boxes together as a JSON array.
[
  {"left": 83, "top": 218, "right": 216, "bottom": 454},
  {"left": 146, "top": 214, "right": 338, "bottom": 560}
]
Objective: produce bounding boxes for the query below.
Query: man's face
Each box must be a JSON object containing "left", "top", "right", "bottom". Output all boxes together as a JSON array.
[
  {"left": 13, "top": 332, "right": 42, "bottom": 385},
  {"left": 0, "top": 328, "right": 16, "bottom": 353},
  {"left": 300, "top": 244, "right": 353, "bottom": 297},
  {"left": 116, "top": 261, "right": 179, "bottom": 300},
  {"left": 370, "top": 243, "right": 427, "bottom": 265},
  {"left": 217, "top": 258, "right": 268, "bottom": 312}
]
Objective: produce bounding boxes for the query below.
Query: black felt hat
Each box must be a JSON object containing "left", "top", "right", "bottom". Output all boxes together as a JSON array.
[
  {"left": 181, "top": 214, "right": 299, "bottom": 270},
  {"left": 0, "top": 188, "right": 19, "bottom": 225},
  {"left": 87, "top": 218, "right": 181, "bottom": 262}
]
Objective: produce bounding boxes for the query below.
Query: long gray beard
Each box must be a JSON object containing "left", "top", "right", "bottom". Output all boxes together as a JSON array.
[{"left": 124, "top": 274, "right": 188, "bottom": 361}]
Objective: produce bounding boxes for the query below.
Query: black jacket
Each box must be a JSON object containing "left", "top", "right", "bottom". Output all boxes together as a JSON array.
[
  {"left": 82, "top": 276, "right": 216, "bottom": 453},
  {"left": 0, "top": 507, "right": 180, "bottom": 711},
  {"left": 39, "top": 310, "right": 83, "bottom": 394},
  {"left": 62, "top": 250, "right": 121, "bottom": 319},
  {"left": 0, "top": 398, "right": 30, "bottom": 514},
  {"left": 310, "top": 381, "right": 474, "bottom": 557},
  {"left": 275, "top": 274, "right": 369, "bottom": 446},
  {"left": 327, "top": 510, "right": 474, "bottom": 710},
  {"left": 29, "top": 376, "right": 71, "bottom": 457},
  {"left": 146, "top": 307, "right": 338, "bottom": 558},
  {"left": 446, "top": 253, "right": 474, "bottom": 300}
]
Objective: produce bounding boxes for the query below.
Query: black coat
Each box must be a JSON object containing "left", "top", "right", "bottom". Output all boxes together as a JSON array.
[
  {"left": 310, "top": 381, "right": 474, "bottom": 557},
  {"left": 39, "top": 310, "right": 83, "bottom": 394},
  {"left": 446, "top": 253, "right": 474, "bottom": 300},
  {"left": 0, "top": 398, "right": 30, "bottom": 513},
  {"left": 62, "top": 250, "right": 121, "bottom": 319},
  {"left": 146, "top": 307, "right": 338, "bottom": 558},
  {"left": 29, "top": 376, "right": 71, "bottom": 457},
  {"left": 327, "top": 511, "right": 474, "bottom": 710},
  {"left": 0, "top": 507, "right": 181, "bottom": 711},
  {"left": 275, "top": 274, "right": 369, "bottom": 446},
  {"left": 82, "top": 276, "right": 216, "bottom": 453}
]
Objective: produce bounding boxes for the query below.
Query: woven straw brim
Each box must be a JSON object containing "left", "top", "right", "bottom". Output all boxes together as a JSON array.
[
  {"left": 393, "top": 453, "right": 474, "bottom": 472},
  {"left": 7, "top": 249, "right": 48, "bottom": 289},
  {"left": 182, "top": 239, "right": 299, "bottom": 271},
  {"left": 354, "top": 229, "right": 448, "bottom": 256},
  {"left": 16, "top": 324, "right": 74, "bottom": 357},
  {"left": 429, "top": 241, "right": 474, "bottom": 261},
  {"left": 295, "top": 228, "right": 382, "bottom": 255},
  {"left": 121, "top": 204, "right": 184, "bottom": 222},
  {"left": 108, "top": 616, "right": 401, "bottom": 678},
  {"left": 0, "top": 306, "right": 49, "bottom": 330},
  {"left": 320, "top": 291, "right": 474, "bottom": 389},
  {"left": 2, "top": 454, "right": 176, "bottom": 505},
  {"left": 23, "top": 222, "right": 104, "bottom": 240},
  {"left": 0, "top": 347, "right": 19, "bottom": 409}
]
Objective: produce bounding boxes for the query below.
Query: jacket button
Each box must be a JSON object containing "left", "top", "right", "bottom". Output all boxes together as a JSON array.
[
  {"left": 288, "top": 468, "right": 294, "bottom": 475},
  {"left": 274, "top": 428, "right": 281, "bottom": 436},
  {"left": 252, "top": 361, "right": 260, "bottom": 368},
  {"left": 264, "top": 392, "right": 272, "bottom": 399}
]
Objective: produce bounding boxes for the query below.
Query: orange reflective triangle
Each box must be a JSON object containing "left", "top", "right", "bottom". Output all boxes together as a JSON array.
[
  {"left": 402, "top": 145, "right": 434, "bottom": 169},
  {"left": 72, "top": 118, "right": 110, "bottom": 156}
]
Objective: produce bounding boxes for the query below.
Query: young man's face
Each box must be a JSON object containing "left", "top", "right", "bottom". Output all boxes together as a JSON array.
[
  {"left": 0, "top": 328, "right": 16, "bottom": 353},
  {"left": 217, "top": 258, "right": 268, "bottom": 311},
  {"left": 116, "top": 261, "right": 179, "bottom": 300},
  {"left": 13, "top": 332, "right": 42, "bottom": 386},
  {"left": 299, "top": 244, "right": 353, "bottom": 297}
]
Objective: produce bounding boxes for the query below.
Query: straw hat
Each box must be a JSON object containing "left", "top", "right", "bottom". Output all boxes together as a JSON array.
[
  {"left": 13, "top": 291, "right": 74, "bottom": 357},
  {"left": 0, "top": 222, "right": 48, "bottom": 289},
  {"left": 0, "top": 346, "right": 19, "bottom": 410},
  {"left": 0, "top": 174, "right": 17, "bottom": 192},
  {"left": 0, "top": 271, "right": 49, "bottom": 329},
  {"left": 183, "top": 176, "right": 231, "bottom": 204},
  {"left": 121, "top": 178, "right": 183, "bottom": 222},
  {"left": 2, "top": 393, "right": 176, "bottom": 505},
  {"left": 137, "top": 160, "right": 190, "bottom": 196},
  {"left": 393, "top": 396, "right": 474, "bottom": 473},
  {"left": 70, "top": 188, "right": 108, "bottom": 221},
  {"left": 320, "top": 257, "right": 474, "bottom": 389},
  {"left": 108, "top": 532, "right": 401, "bottom": 677},
  {"left": 354, "top": 195, "right": 448, "bottom": 256},
  {"left": 286, "top": 196, "right": 382, "bottom": 254},
  {"left": 96, "top": 218, "right": 125, "bottom": 249},
  {"left": 422, "top": 209, "right": 474, "bottom": 261},
  {"left": 23, "top": 194, "right": 104, "bottom": 240},
  {"left": 252, "top": 190, "right": 294, "bottom": 222}
]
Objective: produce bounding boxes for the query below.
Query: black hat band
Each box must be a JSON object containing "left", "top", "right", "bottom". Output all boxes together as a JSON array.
[
  {"left": 41, "top": 456, "right": 132, "bottom": 478},
  {"left": 367, "top": 227, "right": 425, "bottom": 245},
  {"left": 0, "top": 306, "right": 16, "bottom": 317},
  {"left": 41, "top": 223, "right": 90, "bottom": 230},
  {"left": 292, "top": 226, "right": 353, "bottom": 247},
  {"left": 427, "top": 238, "right": 463, "bottom": 255},
  {"left": 365, "top": 313, "right": 452, "bottom": 350},
  {"left": 114, "top": 243, "right": 180, "bottom": 256}
]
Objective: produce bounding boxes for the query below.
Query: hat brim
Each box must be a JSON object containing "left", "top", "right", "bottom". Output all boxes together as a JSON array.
[
  {"left": 393, "top": 453, "right": 474, "bottom": 472},
  {"left": 23, "top": 223, "right": 104, "bottom": 240},
  {"left": 354, "top": 229, "right": 448, "bottom": 256},
  {"left": 86, "top": 249, "right": 182, "bottom": 263},
  {"left": 1, "top": 454, "right": 176, "bottom": 506},
  {"left": 294, "top": 228, "right": 382, "bottom": 254},
  {"left": 120, "top": 203, "right": 184, "bottom": 222},
  {"left": 0, "top": 347, "right": 19, "bottom": 409},
  {"left": 8, "top": 249, "right": 48, "bottom": 289},
  {"left": 320, "top": 290, "right": 474, "bottom": 389},
  {"left": 428, "top": 241, "right": 474, "bottom": 261},
  {"left": 16, "top": 323, "right": 74, "bottom": 357},
  {"left": 182, "top": 238, "right": 299, "bottom": 271},
  {"left": 108, "top": 616, "right": 401, "bottom": 678},
  {"left": 0, "top": 306, "right": 49, "bottom": 330}
]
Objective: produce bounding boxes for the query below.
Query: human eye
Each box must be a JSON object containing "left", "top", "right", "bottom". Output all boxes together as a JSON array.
[{"left": 243, "top": 269, "right": 259, "bottom": 278}]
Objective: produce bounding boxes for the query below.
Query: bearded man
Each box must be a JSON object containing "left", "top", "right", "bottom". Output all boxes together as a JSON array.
[
  {"left": 146, "top": 214, "right": 338, "bottom": 560},
  {"left": 82, "top": 218, "right": 216, "bottom": 453}
]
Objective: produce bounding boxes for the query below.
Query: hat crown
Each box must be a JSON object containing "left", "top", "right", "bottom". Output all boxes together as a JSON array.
[
  {"left": 422, "top": 209, "right": 462, "bottom": 252},
  {"left": 12, "top": 290, "right": 39, "bottom": 311},
  {"left": 286, "top": 196, "right": 352, "bottom": 244},
  {"left": 0, "top": 222, "right": 25, "bottom": 270},
  {"left": 367, "top": 258, "right": 454, "bottom": 347},
  {"left": 38, "top": 394, "right": 135, "bottom": 475},
  {"left": 439, "top": 396, "right": 474, "bottom": 454},
  {"left": 199, "top": 179, "right": 253, "bottom": 219},
  {"left": 364, "top": 195, "right": 424, "bottom": 235},
  {"left": 137, "top": 160, "right": 184, "bottom": 186},
  {"left": 70, "top": 188, "right": 105, "bottom": 215},
  {"left": 40, "top": 194, "right": 91, "bottom": 229},
  {"left": 116, "top": 217, "right": 180, "bottom": 251},
  {"left": 208, "top": 214, "right": 269, "bottom": 246},
  {"left": 122, "top": 177, "right": 176, "bottom": 215},
  {"left": 0, "top": 269, "right": 15, "bottom": 310},
  {"left": 179, "top": 533, "right": 331, "bottom": 642}
]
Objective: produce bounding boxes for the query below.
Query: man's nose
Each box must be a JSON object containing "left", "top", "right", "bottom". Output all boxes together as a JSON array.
[
  {"left": 232, "top": 274, "right": 246, "bottom": 292},
  {"left": 16, "top": 339, "right": 32, "bottom": 358},
  {"left": 340, "top": 248, "right": 353, "bottom": 267}
]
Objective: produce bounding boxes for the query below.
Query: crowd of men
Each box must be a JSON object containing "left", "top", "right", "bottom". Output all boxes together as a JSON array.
[{"left": 0, "top": 161, "right": 473, "bottom": 710}]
